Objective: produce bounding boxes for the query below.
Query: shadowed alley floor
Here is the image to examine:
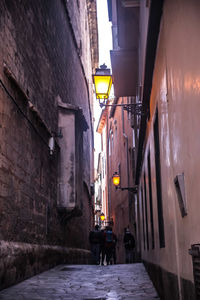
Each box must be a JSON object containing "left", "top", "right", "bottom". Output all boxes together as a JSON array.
[{"left": 0, "top": 263, "right": 159, "bottom": 300}]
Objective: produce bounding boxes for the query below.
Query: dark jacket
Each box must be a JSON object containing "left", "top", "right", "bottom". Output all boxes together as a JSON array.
[
  {"left": 123, "top": 232, "right": 135, "bottom": 249},
  {"left": 89, "top": 229, "right": 101, "bottom": 244}
]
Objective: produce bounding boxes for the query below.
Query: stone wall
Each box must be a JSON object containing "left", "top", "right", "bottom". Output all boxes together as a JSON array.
[
  {"left": 0, "top": 240, "right": 93, "bottom": 291},
  {"left": 0, "top": 0, "right": 95, "bottom": 288},
  {"left": 0, "top": 0, "right": 93, "bottom": 245}
]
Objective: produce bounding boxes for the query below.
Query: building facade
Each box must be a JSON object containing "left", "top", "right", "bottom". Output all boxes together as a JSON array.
[
  {"left": 108, "top": 0, "right": 200, "bottom": 298},
  {"left": 96, "top": 96, "right": 135, "bottom": 263},
  {"left": 0, "top": 0, "right": 98, "bottom": 289},
  {"left": 135, "top": 0, "right": 200, "bottom": 298},
  {"left": 95, "top": 0, "right": 140, "bottom": 263},
  {"left": 96, "top": 107, "right": 109, "bottom": 227}
]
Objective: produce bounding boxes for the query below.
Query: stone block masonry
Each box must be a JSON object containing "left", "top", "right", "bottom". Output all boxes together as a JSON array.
[
  {"left": 0, "top": 0, "right": 93, "bottom": 245},
  {"left": 0, "top": 240, "right": 93, "bottom": 291},
  {"left": 0, "top": 0, "right": 96, "bottom": 289},
  {"left": 0, "top": 263, "right": 159, "bottom": 299}
]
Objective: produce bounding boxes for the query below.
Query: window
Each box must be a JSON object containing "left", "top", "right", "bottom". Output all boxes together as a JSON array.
[
  {"left": 154, "top": 109, "right": 165, "bottom": 248},
  {"left": 102, "top": 157, "right": 104, "bottom": 178},
  {"left": 114, "top": 120, "right": 118, "bottom": 139},
  {"left": 144, "top": 173, "right": 149, "bottom": 250},
  {"left": 111, "top": 133, "right": 114, "bottom": 150},
  {"left": 141, "top": 186, "right": 146, "bottom": 250},
  {"left": 109, "top": 130, "right": 114, "bottom": 155},
  {"left": 104, "top": 156, "right": 106, "bottom": 176},
  {"left": 148, "top": 151, "right": 155, "bottom": 249},
  {"left": 132, "top": 129, "right": 136, "bottom": 148}
]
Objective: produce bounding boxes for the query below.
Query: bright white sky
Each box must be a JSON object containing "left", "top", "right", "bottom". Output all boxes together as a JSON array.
[
  {"left": 93, "top": 0, "right": 112, "bottom": 170},
  {"left": 96, "top": 0, "right": 112, "bottom": 68}
]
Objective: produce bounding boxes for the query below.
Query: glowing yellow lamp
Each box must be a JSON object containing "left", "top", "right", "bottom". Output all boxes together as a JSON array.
[
  {"left": 93, "top": 64, "right": 112, "bottom": 100},
  {"left": 100, "top": 213, "right": 105, "bottom": 221},
  {"left": 112, "top": 172, "right": 120, "bottom": 186},
  {"left": 93, "top": 75, "right": 112, "bottom": 100}
]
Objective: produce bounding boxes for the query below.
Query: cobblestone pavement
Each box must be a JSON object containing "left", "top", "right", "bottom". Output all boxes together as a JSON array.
[{"left": 0, "top": 263, "right": 159, "bottom": 300}]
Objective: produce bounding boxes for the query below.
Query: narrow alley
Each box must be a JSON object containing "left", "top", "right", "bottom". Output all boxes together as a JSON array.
[
  {"left": 0, "top": 263, "right": 159, "bottom": 300},
  {"left": 1, "top": 0, "right": 200, "bottom": 299}
]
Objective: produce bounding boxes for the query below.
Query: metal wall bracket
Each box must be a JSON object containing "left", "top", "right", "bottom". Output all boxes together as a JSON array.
[
  {"left": 123, "top": 103, "right": 148, "bottom": 115},
  {"left": 99, "top": 101, "right": 148, "bottom": 116},
  {"left": 115, "top": 185, "right": 138, "bottom": 193}
]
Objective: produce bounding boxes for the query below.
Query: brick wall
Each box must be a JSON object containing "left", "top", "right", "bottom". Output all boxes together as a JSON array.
[{"left": 0, "top": 0, "right": 94, "bottom": 268}]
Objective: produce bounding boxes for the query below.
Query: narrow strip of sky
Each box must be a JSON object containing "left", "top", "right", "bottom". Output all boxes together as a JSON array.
[
  {"left": 96, "top": 0, "right": 112, "bottom": 68},
  {"left": 94, "top": 0, "right": 112, "bottom": 169}
]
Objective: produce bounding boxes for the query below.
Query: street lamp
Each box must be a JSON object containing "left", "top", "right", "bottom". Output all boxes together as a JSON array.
[
  {"left": 93, "top": 64, "right": 112, "bottom": 107},
  {"left": 112, "top": 171, "right": 120, "bottom": 186},
  {"left": 112, "top": 172, "right": 138, "bottom": 193},
  {"left": 93, "top": 64, "right": 148, "bottom": 115},
  {"left": 100, "top": 212, "right": 105, "bottom": 222}
]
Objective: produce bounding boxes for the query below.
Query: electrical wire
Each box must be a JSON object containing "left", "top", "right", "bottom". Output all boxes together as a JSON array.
[{"left": 0, "top": 78, "right": 50, "bottom": 149}]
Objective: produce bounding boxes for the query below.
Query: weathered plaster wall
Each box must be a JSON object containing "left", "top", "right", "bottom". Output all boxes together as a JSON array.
[
  {"left": 108, "top": 97, "right": 135, "bottom": 264},
  {"left": 138, "top": 0, "right": 200, "bottom": 298}
]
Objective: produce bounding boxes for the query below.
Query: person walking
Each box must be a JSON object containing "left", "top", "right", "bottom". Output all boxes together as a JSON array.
[
  {"left": 123, "top": 227, "right": 135, "bottom": 264},
  {"left": 89, "top": 225, "right": 101, "bottom": 264},
  {"left": 104, "top": 226, "right": 114, "bottom": 265},
  {"left": 112, "top": 232, "right": 117, "bottom": 264}
]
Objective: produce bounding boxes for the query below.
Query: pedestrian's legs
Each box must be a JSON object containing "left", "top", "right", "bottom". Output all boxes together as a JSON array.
[
  {"left": 113, "top": 247, "right": 116, "bottom": 264},
  {"left": 105, "top": 247, "right": 111, "bottom": 265},
  {"left": 91, "top": 244, "right": 100, "bottom": 264},
  {"left": 125, "top": 248, "right": 132, "bottom": 263},
  {"left": 125, "top": 249, "right": 133, "bottom": 263},
  {"left": 105, "top": 248, "right": 109, "bottom": 265},
  {"left": 101, "top": 247, "right": 105, "bottom": 265},
  {"left": 125, "top": 248, "right": 128, "bottom": 263},
  {"left": 130, "top": 249, "right": 133, "bottom": 263},
  {"left": 96, "top": 244, "right": 100, "bottom": 264},
  {"left": 91, "top": 244, "right": 96, "bottom": 264}
]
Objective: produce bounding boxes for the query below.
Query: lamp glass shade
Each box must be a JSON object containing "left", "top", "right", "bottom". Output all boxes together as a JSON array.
[
  {"left": 100, "top": 214, "right": 105, "bottom": 221},
  {"left": 112, "top": 173, "right": 120, "bottom": 186},
  {"left": 93, "top": 75, "right": 112, "bottom": 100}
]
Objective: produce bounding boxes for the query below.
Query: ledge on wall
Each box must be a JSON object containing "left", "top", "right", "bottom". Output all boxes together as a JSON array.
[{"left": 0, "top": 240, "right": 92, "bottom": 291}]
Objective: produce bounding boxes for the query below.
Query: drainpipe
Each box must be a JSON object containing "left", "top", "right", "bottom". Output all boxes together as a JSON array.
[
  {"left": 122, "top": 107, "right": 131, "bottom": 222},
  {"left": 123, "top": 134, "right": 130, "bottom": 188},
  {"left": 106, "top": 114, "right": 111, "bottom": 222}
]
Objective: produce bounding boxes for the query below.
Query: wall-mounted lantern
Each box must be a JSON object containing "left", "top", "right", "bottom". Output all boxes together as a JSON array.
[
  {"left": 112, "top": 171, "right": 137, "bottom": 193},
  {"left": 93, "top": 64, "right": 112, "bottom": 107},
  {"left": 100, "top": 212, "right": 105, "bottom": 221},
  {"left": 112, "top": 171, "right": 120, "bottom": 186},
  {"left": 93, "top": 64, "right": 147, "bottom": 115}
]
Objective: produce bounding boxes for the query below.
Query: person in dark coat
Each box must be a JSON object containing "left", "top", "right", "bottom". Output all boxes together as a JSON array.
[
  {"left": 89, "top": 225, "right": 101, "bottom": 264},
  {"left": 112, "top": 232, "right": 117, "bottom": 264},
  {"left": 123, "top": 227, "right": 135, "bottom": 263},
  {"left": 104, "top": 226, "right": 114, "bottom": 265}
]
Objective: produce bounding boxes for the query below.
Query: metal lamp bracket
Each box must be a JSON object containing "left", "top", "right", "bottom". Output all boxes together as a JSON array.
[
  {"left": 115, "top": 185, "right": 138, "bottom": 193},
  {"left": 99, "top": 100, "right": 148, "bottom": 116}
]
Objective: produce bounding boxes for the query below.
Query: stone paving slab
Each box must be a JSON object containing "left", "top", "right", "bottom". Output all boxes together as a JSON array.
[{"left": 0, "top": 263, "right": 160, "bottom": 300}]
